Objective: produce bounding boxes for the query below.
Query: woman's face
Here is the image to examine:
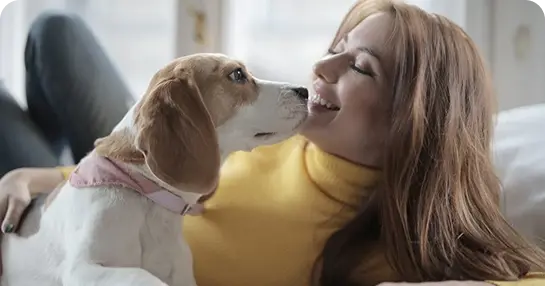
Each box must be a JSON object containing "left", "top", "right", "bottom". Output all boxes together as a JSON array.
[{"left": 300, "top": 13, "right": 395, "bottom": 167}]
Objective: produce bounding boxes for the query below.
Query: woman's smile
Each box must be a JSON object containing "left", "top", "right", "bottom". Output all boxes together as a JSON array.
[
  {"left": 308, "top": 93, "right": 340, "bottom": 113},
  {"left": 307, "top": 81, "right": 341, "bottom": 114}
]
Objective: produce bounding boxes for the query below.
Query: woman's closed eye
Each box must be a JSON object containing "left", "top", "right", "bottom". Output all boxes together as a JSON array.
[
  {"left": 350, "top": 63, "right": 376, "bottom": 78},
  {"left": 327, "top": 49, "right": 376, "bottom": 78}
]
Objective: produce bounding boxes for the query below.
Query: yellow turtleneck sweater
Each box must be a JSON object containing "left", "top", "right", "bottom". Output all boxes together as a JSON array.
[
  {"left": 57, "top": 136, "right": 545, "bottom": 286},
  {"left": 183, "top": 136, "right": 382, "bottom": 286}
]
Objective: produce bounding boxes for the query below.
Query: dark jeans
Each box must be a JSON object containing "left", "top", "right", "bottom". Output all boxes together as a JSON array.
[{"left": 0, "top": 13, "right": 135, "bottom": 177}]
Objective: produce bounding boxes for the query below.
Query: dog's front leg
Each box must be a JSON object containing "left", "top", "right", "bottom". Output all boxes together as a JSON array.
[{"left": 57, "top": 188, "right": 168, "bottom": 286}]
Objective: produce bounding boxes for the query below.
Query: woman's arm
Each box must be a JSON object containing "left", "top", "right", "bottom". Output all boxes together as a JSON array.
[
  {"left": 0, "top": 166, "right": 74, "bottom": 233},
  {"left": 12, "top": 167, "right": 66, "bottom": 196},
  {"left": 490, "top": 273, "right": 545, "bottom": 286},
  {"left": 378, "top": 282, "right": 491, "bottom": 286},
  {"left": 378, "top": 274, "right": 545, "bottom": 286}
]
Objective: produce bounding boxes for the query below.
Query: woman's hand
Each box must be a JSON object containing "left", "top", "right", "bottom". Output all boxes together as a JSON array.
[
  {"left": 0, "top": 168, "right": 64, "bottom": 233},
  {"left": 0, "top": 167, "right": 65, "bottom": 275},
  {"left": 0, "top": 170, "right": 33, "bottom": 234}
]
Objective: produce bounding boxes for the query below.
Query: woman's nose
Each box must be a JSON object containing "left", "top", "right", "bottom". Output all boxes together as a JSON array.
[{"left": 313, "top": 56, "right": 341, "bottom": 84}]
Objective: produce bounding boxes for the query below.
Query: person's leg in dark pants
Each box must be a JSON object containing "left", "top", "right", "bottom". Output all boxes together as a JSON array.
[
  {"left": 24, "top": 12, "right": 135, "bottom": 163},
  {"left": 0, "top": 83, "right": 58, "bottom": 177}
]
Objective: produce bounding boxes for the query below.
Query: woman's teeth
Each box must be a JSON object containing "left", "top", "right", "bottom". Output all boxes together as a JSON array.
[{"left": 310, "top": 94, "right": 340, "bottom": 111}]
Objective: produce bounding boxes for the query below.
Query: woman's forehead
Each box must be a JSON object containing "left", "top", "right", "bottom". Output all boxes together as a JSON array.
[
  {"left": 344, "top": 13, "right": 393, "bottom": 52},
  {"left": 345, "top": 13, "right": 396, "bottom": 74}
]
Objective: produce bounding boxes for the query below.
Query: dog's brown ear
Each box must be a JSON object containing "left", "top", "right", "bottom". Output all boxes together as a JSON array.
[
  {"left": 134, "top": 77, "right": 220, "bottom": 193},
  {"left": 94, "top": 129, "right": 145, "bottom": 163}
]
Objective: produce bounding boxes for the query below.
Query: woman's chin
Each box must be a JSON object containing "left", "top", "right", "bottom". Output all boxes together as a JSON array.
[{"left": 299, "top": 112, "right": 337, "bottom": 140}]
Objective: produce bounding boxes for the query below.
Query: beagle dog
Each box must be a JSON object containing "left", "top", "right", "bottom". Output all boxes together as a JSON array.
[{"left": 1, "top": 53, "right": 308, "bottom": 286}]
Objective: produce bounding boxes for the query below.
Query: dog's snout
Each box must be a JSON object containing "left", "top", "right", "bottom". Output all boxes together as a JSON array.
[{"left": 291, "top": 87, "right": 308, "bottom": 102}]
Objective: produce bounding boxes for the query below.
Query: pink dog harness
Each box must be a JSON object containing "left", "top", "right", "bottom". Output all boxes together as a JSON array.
[{"left": 68, "top": 154, "right": 203, "bottom": 215}]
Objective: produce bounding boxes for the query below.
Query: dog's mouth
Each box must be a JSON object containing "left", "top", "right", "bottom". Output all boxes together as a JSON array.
[{"left": 254, "top": 132, "right": 277, "bottom": 138}]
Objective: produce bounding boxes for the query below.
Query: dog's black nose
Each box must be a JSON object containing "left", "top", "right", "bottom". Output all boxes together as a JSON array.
[{"left": 291, "top": 87, "right": 309, "bottom": 101}]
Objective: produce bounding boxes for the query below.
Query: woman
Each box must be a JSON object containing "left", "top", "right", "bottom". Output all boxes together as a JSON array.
[{"left": 1, "top": 1, "right": 545, "bottom": 286}]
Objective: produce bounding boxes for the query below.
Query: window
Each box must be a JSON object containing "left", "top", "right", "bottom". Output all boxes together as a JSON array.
[
  {"left": 221, "top": 0, "right": 358, "bottom": 88},
  {"left": 0, "top": 0, "right": 177, "bottom": 106},
  {"left": 69, "top": 0, "right": 177, "bottom": 98}
]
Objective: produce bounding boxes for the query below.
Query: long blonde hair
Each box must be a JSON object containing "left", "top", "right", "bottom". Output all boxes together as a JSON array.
[{"left": 316, "top": 1, "right": 545, "bottom": 285}]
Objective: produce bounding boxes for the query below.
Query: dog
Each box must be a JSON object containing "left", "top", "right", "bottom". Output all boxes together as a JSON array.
[{"left": 0, "top": 53, "right": 308, "bottom": 286}]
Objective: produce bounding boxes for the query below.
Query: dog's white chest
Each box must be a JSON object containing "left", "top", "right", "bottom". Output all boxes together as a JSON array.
[
  {"left": 138, "top": 201, "right": 196, "bottom": 286},
  {"left": 1, "top": 186, "right": 197, "bottom": 286}
]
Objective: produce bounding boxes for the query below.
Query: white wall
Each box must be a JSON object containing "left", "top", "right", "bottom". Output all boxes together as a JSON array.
[
  {"left": 490, "top": 0, "right": 545, "bottom": 111},
  {"left": 0, "top": 1, "right": 26, "bottom": 106},
  {"left": 409, "top": 0, "right": 545, "bottom": 111}
]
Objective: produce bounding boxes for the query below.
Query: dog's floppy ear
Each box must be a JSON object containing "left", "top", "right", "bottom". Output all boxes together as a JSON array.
[{"left": 134, "top": 77, "right": 220, "bottom": 193}]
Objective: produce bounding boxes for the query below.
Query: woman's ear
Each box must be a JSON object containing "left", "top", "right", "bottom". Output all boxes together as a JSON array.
[{"left": 134, "top": 77, "right": 220, "bottom": 193}]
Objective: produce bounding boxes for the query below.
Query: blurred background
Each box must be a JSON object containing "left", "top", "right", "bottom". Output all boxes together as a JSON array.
[{"left": 0, "top": 0, "right": 544, "bottom": 111}]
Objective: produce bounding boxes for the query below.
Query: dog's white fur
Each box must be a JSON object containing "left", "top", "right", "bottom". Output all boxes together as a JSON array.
[{"left": 1, "top": 54, "right": 307, "bottom": 286}]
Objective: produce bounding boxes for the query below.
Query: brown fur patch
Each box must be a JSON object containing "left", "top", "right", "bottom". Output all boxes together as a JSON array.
[{"left": 94, "top": 128, "right": 145, "bottom": 163}]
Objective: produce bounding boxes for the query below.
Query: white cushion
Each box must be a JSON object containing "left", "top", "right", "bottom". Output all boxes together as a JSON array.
[{"left": 494, "top": 104, "right": 545, "bottom": 247}]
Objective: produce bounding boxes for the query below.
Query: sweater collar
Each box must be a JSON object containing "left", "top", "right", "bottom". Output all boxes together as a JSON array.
[{"left": 304, "top": 140, "right": 381, "bottom": 207}]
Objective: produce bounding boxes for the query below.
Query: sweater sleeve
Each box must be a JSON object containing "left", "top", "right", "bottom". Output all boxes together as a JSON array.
[
  {"left": 490, "top": 273, "right": 545, "bottom": 286},
  {"left": 56, "top": 166, "right": 76, "bottom": 180}
]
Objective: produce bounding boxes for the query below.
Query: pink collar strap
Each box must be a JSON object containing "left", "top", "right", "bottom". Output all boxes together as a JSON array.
[{"left": 68, "top": 154, "right": 202, "bottom": 215}]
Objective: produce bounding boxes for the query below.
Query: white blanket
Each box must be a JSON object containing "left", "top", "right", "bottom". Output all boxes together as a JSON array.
[{"left": 494, "top": 104, "right": 545, "bottom": 247}]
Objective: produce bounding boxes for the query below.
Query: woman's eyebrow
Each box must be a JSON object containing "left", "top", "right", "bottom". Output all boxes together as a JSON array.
[
  {"left": 343, "top": 33, "right": 382, "bottom": 61},
  {"left": 356, "top": 46, "right": 381, "bottom": 61}
]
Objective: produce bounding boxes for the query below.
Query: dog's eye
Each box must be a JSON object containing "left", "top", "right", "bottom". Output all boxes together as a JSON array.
[{"left": 228, "top": 68, "right": 247, "bottom": 84}]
